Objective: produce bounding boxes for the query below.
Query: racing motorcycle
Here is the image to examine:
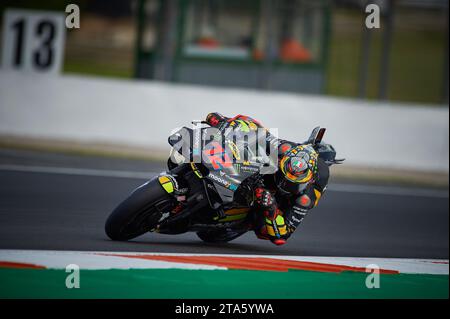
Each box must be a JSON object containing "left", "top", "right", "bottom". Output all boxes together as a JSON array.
[{"left": 105, "top": 121, "right": 342, "bottom": 243}]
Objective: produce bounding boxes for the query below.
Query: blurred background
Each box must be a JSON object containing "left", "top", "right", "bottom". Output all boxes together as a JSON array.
[
  {"left": 0, "top": 0, "right": 448, "bottom": 104},
  {"left": 0, "top": 0, "right": 448, "bottom": 186}
]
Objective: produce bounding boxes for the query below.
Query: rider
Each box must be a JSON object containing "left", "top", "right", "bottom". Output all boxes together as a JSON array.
[{"left": 205, "top": 112, "right": 330, "bottom": 246}]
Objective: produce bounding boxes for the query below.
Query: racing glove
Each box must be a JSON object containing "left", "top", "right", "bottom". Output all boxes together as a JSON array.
[
  {"left": 255, "top": 188, "right": 275, "bottom": 209},
  {"left": 254, "top": 188, "right": 288, "bottom": 245}
]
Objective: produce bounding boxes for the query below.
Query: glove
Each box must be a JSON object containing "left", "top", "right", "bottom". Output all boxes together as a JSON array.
[
  {"left": 255, "top": 187, "right": 274, "bottom": 208},
  {"left": 255, "top": 187, "right": 278, "bottom": 221},
  {"left": 254, "top": 188, "right": 288, "bottom": 245}
]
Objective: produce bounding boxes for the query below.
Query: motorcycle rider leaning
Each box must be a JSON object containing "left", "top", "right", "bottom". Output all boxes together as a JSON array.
[{"left": 205, "top": 112, "right": 330, "bottom": 246}]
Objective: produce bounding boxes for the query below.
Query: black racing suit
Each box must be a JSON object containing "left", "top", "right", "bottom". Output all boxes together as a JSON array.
[{"left": 205, "top": 113, "right": 329, "bottom": 245}]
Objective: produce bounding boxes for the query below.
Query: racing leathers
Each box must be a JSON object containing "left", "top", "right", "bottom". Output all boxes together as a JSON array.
[{"left": 205, "top": 112, "right": 329, "bottom": 246}]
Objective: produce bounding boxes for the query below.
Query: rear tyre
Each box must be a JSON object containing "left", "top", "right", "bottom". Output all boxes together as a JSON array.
[
  {"left": 196, "top": 229, "right": 246, "bottom": 243},
  {"left": 105, "top": 177, "right": 173, "bottom": 241}
]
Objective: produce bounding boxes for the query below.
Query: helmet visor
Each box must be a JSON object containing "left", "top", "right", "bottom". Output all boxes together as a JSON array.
[{"left": 285, "top": 157, "right": 311, "bottom": 182}]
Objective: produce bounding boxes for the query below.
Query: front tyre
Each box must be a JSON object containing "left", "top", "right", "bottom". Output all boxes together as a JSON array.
[{"left": 105, "top": 177, "right": 173, "bottom": 241}]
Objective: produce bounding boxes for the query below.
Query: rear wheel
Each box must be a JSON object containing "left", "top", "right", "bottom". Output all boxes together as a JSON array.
[
  {"left": 105, "top": 177, "right": 174, "bottom": 241},
  {"left": 196, "top": 229, "right": 246, "bottom": 243}
]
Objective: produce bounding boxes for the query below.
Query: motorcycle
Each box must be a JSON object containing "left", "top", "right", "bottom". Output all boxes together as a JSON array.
[{"left": 105, "top": 121, "right": 343, "bottom": 243}]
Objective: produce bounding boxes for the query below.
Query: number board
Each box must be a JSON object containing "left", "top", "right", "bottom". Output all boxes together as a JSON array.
[{"left": 1, "top": 9, "right": 66, "bottom": 74}]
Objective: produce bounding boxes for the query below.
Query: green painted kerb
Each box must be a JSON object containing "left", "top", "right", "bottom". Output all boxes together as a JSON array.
[{"left": 0, "top": 268, "right": 448, "bottom": 299}]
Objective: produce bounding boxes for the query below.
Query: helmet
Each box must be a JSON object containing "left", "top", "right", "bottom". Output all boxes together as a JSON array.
[
  {"left": 206, "top": 112, "right": 227, "bottom": 127},
  {"left": 276, "top": 144, "right": 319, "bottom": 194}
]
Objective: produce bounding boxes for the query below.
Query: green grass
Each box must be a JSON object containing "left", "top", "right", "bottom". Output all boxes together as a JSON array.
[
  {"left": 63, "top": 60, "right": 133, "bottom": 79},
  {"left": 0, "top": 268, "right": 448, "bottom": 299},
  {"left": 327, "top": 9, "right": 447, "bottom": 104},
  {"left": 388, "top": 30, "right": 446, "bottom": 104},
  {"left": 56, "top": 8, "right": 446, "bottom": 105}
]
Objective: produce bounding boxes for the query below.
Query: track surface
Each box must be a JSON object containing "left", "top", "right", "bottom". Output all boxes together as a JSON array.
[{"left": 0, "top": 148, "right": 448, "bottom": 258}]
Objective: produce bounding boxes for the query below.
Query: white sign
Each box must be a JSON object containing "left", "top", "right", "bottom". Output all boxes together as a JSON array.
[{"left": 1, "top": 9, "right": 66, "bottom": 74}]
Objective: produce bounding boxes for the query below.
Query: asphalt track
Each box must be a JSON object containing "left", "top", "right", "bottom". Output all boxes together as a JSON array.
[{"left": 0, "top": 148, "right": 448, "bottom": 259}]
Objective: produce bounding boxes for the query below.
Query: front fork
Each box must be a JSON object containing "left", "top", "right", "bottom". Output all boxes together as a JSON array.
[{"left": 155, "top": 167, "right": 208, "bottom": 232}]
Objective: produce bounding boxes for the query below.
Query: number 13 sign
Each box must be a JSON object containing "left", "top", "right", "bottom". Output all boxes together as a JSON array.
[{"left": 1, "top": 9, "right": 66, "bottom": 74}]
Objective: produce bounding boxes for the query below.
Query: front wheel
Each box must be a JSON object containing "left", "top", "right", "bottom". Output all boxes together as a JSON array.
[{"left": 105, "top": 177, "right": 173, "bottom": 241}]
